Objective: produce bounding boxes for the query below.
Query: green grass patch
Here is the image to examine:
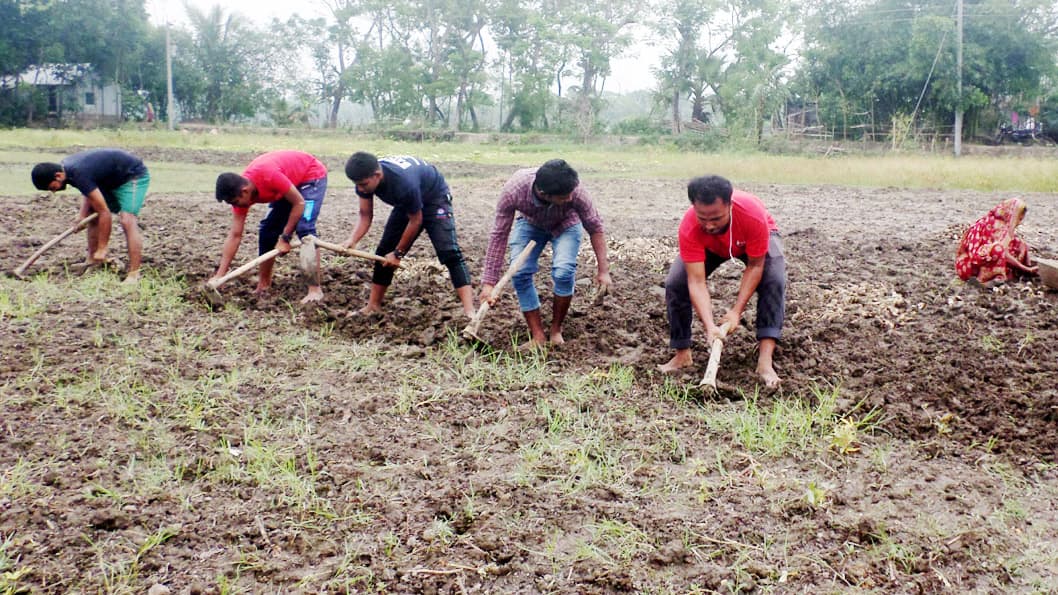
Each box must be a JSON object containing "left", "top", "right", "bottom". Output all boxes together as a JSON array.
[
  {"left": 3, "top": 129, "right": 1057, "bottom": 194},
  {"left": 703, "top": 383, "right": 874, "bottom": 456}
]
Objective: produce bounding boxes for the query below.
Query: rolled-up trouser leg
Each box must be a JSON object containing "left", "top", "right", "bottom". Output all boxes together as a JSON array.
[
  {"left": 509, "top": 219, "right": 550, "bottom": 312},
  {"left": 549, "top": 223, "right": 583, "bottom": 297},
  {"left": 753, "top": 233, "right": 786, "bottom": 341},
  {"left": 664, "top": 256, "right": 693, "bottom": 350},
  {"left": 665, "top": 252, "right": 732, "bottom": 349},
  {"left": 371, "top": 210, "right": 413, "bottom": 287},
  {"left": 423, "top": 196, "right": 471, "bottom": 289}
]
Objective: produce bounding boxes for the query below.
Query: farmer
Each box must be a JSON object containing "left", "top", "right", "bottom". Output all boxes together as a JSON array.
[
  {"left": 31, "top": 148, "right": 149, "bottom": 284},
  {"left": 658, "top": 175, "right": 786, "bottom": 389},
  {"left": 342, "top": 152, "right": 475, "bottom": 317},
  {"left": 956, "top": 197, "right": 1038, "bottom": 283},
  {"left": 479, "top": 159, "right": 612, "bottom": 347},
  {"left": 212, "top": 150, "right": 327, "bottom": 303}
]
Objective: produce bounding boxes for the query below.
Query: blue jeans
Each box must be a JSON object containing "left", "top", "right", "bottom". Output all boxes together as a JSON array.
[
  {"left": 259, "top": 177, "right": 327, "bottom": 254},
  {"left": 509, "top": 219, "right": 583, "bottom": 312}
]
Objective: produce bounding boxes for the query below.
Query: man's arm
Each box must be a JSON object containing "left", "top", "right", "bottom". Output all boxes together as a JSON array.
[
  {"left": 384, "top": 209, "right": 422, "bottom": 267},
  {"left": 81, "top": 190, "right": 112, "bottom": 261},
  {"left": 686, "top": 260, "right": 721, "bottom": 341},
  {"left": 344, "top": 197, "right": 374, "bottom": 249},
  {"left": 588, "top": 231, "right": 612, "bottom": 288},
  {"left": 719, "top": 254, "right": 765, "bottom": 332},
  {"left": 214, "top": 211, "right": 248, "bottom": 277},
  {"left": 479, "top": 200, "right": 517, "bottom": 305},
  {"left": 276, "top": 185, "right": 306, "bottom": 254}
]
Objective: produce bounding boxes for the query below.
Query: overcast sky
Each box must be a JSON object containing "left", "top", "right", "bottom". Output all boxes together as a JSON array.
[{"left": 144, "top": 0, "right": 661, "bottom": 93}]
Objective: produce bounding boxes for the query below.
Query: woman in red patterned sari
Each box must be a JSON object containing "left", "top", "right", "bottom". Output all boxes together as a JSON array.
[{"left": 956, "top": 198, "right": 1038, "bottom": 283}]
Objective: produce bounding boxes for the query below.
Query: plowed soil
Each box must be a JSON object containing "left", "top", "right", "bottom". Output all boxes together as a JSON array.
[{"left": 2, "top": 147, "right": 1057, "bottom": 593}]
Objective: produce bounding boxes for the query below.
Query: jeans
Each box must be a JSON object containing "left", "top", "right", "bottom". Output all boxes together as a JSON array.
[
  {"left": 259, "top": 177, "right": 327, "bottom": 254},
  {"left": 665, "top": 232, "right": 786, "bottom": 348},
  {"left": 372, "top": 194, "right": 471, "bottom": 289},
  {"left": 509, "top": 219, "right": 583, "bottom": 312}
]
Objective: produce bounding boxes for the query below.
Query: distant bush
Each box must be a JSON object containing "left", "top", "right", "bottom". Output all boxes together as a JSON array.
[
  {"left": 611, "top": 116, "right": 669, "bottom": 136},
  {"left": 673, "top": 129, "right": 727, "bottom": 152}
]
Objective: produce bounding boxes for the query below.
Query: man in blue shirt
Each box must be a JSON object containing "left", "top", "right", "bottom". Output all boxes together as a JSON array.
[
  {"left": 31, "top": 148, "right": 149, "bottom": 284},
  {"left": 343, "top": 152, "right": 475, "bottom": 317}
]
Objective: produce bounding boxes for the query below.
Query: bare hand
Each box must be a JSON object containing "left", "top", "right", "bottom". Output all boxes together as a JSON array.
[
  {"left": 596, "top": 270, "right": 613, "bottom": 291},
  {"left": 341, "top": 239, "right": 357, "bottom": 250},
  {"left": 479, "top": 284, "right": 497, "bottom": 306},
  {"left": 717, "top": 310, "right": 742, "bottom": 337},
  {"left": 276, "top": 237, "right": 292, "bottom": 255},
  {"left": 382, "top": 252, "right": 401, "bottom": 267}
]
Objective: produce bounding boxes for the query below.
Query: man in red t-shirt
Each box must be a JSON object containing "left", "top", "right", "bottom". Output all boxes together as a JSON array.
[
  {"left": 212, "top": 150, "right": 328, "bottom": 303},
  {"left": 658, "top": 175, "right": 786, "bottom": 389}
]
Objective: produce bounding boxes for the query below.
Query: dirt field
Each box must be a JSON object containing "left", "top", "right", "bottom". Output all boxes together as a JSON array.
[{"left": 2, "top": 147, "right": 1057, "bottom": 593}]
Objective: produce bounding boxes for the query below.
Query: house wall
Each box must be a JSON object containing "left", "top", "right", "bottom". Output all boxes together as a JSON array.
[{"left": 78, "top": 82, "right": 121, "bottom": 119}]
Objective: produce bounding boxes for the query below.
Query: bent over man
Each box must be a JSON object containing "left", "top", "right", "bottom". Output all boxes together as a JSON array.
[
  {"left": 343, "top": 152, "right": 475, "bottom": 317},
  {"left": 213, "top": 150, "right": 327, "bottom": 303},
  {"left": 31, "top": 148, "right": 149, "bottom": 284},
  {"left": 659, "top": 175, "right": 786, "bottom": 389},
  {"left": 479, "top": 159, "right": 612, "bottom": 347}
]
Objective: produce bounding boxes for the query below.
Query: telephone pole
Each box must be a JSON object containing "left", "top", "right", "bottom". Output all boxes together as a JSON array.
[{"left": 954, "top": 0, "right": 963, "bottom": 156}]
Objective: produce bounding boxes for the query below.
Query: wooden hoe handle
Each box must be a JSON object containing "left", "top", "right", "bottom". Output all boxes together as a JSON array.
[
  {"left": 462, "top": 240, "right": 538, "bottom": 339},
  {"left": 699, "top": 321, "right": 733, "bottom": 389},
  {"left": 13, "top": 212, "right": 99, "bottom": 278},
  {"left": 310, "top": 237, "right": 394, "bottom": 266},
  {"left": 206, "top": 238, "right": 303, "bottom": 290}
]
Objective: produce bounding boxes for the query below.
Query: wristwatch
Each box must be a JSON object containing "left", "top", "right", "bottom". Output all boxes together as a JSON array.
[
  {"left": 280, "top": 232, "right": 294, "bottom": 242},
  {"left": 393, "top": 248, "right": 405, "bottom": 259}
]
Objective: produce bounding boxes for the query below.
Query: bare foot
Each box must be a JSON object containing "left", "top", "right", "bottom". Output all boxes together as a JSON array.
[
  {"left": 517, "top": 338, "right": 547, "bottom": 353},
  {"left": 359, "top": 305, "right": 382, "bottom": 316},
  {"left": 300, "top": 289, "right": 324, "bottom": 304},
  {"left": 658, "top": 352, "right": 694, "bottom": 374},
  {"left": 757, "top": 365, "right": 781, "bottom": 390},
  {"left": 72, "top": 258, "right": 114, "bottom": 274},
  {"left": 253, "top": 286, "right": 271, "bottom": 296},
  {"left": 549, "top": 331, "right": 565, "bottom": 346},
  {"left": 121, "top": 271, "right": 141, "bottom": 285}
]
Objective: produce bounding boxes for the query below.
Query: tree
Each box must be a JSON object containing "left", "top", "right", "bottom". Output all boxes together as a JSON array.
[
  {"left": 650, "top": 0, "right": 717, "bottom": 133},
  {"left": 798, "top": 0, "right": 1058, "bottom": 141},
  {"left": 561, "top": 0, "right": 639, "bottom": 138},
  {"left": 712, "top": 0, "right": 795, "bottom": 144},
  {"left": 492, "top": 0, "right": 568, "bottom": 130},
  {"left": 177, "top": 4, "right": 271, "bottom": 123}
]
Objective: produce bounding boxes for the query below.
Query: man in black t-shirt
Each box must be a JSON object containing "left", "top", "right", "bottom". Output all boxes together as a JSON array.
[
  {"left": 343, "top": 151, "right": 475, "bottom": 317},
  {"left": 31, "top": 148, "right": 149, "bottom": 283}
]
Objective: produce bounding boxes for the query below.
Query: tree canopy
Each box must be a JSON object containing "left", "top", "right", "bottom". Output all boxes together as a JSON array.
[{"left": 1, "top": 0, "right": 1056, "bottom": 144}]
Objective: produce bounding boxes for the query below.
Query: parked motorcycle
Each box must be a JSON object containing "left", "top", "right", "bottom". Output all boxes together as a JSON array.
[{"left": 994, "top": 122, "right": 1039, "bottom": 145}]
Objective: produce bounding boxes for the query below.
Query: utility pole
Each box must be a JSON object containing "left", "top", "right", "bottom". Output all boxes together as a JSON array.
[
  {"left": 166, "top": 19, "right": 175, "bottom": 131},
  {"left": 954, "top": 0, "right": 963, "bottom": 156}
]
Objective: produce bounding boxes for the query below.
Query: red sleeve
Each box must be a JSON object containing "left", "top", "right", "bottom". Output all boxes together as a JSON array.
[
  {"left": 677, "top": 208, "right": 706, "bottom": 263},
  {"left": 743, "top": 216, "right": 771, "bottom": 258}
]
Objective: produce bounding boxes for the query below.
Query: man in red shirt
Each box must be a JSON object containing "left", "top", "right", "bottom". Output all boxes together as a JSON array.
[
  {"left": 213, "top": 150, "right": 328, "bottom": 303},
  {"left": 658, "top": 175, "right": 786, "bottom": 389}
]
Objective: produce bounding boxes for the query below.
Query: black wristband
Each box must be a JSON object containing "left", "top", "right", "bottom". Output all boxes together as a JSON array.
[
  {"left": 393, "top": 248, "right": 405, "bottom": 259},
  {"left": 281, "top": 232, "right": 293, "bottom": 242}
]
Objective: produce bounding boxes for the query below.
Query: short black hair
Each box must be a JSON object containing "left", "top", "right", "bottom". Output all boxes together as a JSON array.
[
  {"left": 215, "top": 172, "right": 249, "bottom": 203},
  {"left": 345, "top": 151, "right": 379, "bottom": 181},
  {"left": 687, "top": 175, "right": 733, "bottom": 206},
  {"left": 31, "top": 162, "right": 63, "bottom": 190},
  {"left": 534, "top": 159, "right": 579, "bottom": 196}
]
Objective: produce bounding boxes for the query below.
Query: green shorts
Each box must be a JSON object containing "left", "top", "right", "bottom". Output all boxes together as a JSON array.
[{"left": 104, "top": 172, "right": 150, "bottom": 215}]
